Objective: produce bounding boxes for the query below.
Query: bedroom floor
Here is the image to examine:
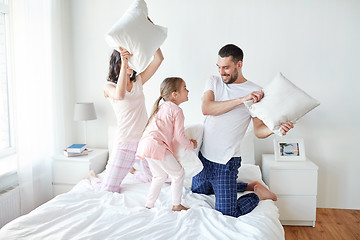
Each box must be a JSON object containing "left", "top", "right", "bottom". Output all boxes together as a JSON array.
[{"left": 283, "top": 208, "right": 360, "bottom": 240}]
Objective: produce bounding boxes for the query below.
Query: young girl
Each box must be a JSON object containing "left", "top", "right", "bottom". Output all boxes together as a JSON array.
[
  {"left": 92, "top": 46, "right": 163, "bottom": 193},
  {"left": 136, "top": 77, "right": 197, "bottom": 211}
]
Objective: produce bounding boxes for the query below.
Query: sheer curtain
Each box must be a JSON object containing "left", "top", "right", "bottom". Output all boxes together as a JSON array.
[{"left": 11, "top": 0, "right": 64, "bottom": 214}]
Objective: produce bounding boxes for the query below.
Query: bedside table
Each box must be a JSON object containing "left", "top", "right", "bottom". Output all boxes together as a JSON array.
[
  {"left": 52, "top": 148, "right": 108, "bottom": 196},
  {"left": 261, "top": 154, "right": 318, "bottom": 227}
]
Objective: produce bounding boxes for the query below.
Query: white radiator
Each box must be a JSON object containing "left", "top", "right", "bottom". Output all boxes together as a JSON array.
[{"left": 0, "top": 186, "right": 20, "bottom": 228}]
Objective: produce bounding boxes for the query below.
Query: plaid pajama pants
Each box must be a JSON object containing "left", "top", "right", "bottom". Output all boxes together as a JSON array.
[
  {"left": 191, "top": 152, "right": 259, "bottom": 217},
  {"left": 94, "top": 142, "right": 152, "bottom": 193}
]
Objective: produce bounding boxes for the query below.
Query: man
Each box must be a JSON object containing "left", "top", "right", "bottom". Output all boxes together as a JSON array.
[{"left": 191, "top": 44, "right": 293, "bottom": 217}]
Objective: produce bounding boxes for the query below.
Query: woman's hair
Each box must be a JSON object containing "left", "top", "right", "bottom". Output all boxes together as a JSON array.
[
  {"left": 145, "top": 77, "right": 184, "bottom": 129},
  {"left": 107, "top": 49, "right": 137, "bottom": 83}
]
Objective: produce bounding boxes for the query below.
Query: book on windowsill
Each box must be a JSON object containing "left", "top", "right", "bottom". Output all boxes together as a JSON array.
[
  {"left": 66, "top": 144, "right": 87, "bottom": 153},
  {"left": 63, "top": 149, "right": 88, "bottom": 157}
]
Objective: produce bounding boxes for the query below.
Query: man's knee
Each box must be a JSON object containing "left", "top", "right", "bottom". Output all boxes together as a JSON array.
[
  {"left": 191, "top": 183, "right": 203, "bottom": 194},
  {"left": 190, "top": 176, "right": 203, "bottom": 193},
  {"left": 215, "top": 205, "right": 237, "bottom": 217},
  {"left": 191, "top": 178, "right": 213, "bottom": 194}
]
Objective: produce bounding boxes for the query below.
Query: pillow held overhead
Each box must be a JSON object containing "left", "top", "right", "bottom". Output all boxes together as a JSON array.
[
  {"left": 245, "top": 72, "right": 320, "bottom": 136},
  {"left": 105, "top": 0, "right": 167, "bottom": 73}
]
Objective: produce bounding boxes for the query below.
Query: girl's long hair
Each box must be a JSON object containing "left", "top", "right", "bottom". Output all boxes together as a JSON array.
[
  {"left": 144, "top": 77, "right": 184, "bottom": 129},
  {"left": 107, "top": 50, "right": 137, "bottom": 83}
]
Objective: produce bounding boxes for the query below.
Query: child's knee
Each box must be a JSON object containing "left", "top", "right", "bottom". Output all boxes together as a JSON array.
[
  {"left": 153, "top": 173, "right": 168, "bottom": 183},
  {"left": 170, "top": 167, "right": 184, "bottom": 182}
]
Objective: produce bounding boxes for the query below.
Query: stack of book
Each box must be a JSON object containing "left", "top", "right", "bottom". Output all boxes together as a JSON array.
[{"left": 64, "top": 144, "right": 88, "bottom": 157}]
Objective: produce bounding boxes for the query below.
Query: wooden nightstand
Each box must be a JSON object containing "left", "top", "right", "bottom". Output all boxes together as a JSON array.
[
  {"left": 52, "top": 148, "right": 108, "bottom": 196},
  {"left": 261, "top": 154, "right": 318, "bottom": 227}
]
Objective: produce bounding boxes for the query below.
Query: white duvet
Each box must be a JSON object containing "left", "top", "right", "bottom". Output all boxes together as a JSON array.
[{"left": 0, "top": 172, "right": 284, "bottom": 240}]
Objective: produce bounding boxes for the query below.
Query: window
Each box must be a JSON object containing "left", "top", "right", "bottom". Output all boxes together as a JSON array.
[
  {"left": 0, "top": 0, "right": 15, "bottom": 159},
  {"left": 0, "top": 0, "right": 17, "bottom": 192}
]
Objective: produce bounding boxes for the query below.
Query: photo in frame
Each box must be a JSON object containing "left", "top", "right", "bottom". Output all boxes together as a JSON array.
[{"left": 273, "top": 138, "right": 306, "bottom": 161}]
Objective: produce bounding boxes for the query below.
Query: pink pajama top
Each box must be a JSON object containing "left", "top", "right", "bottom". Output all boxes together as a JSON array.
[{"left": 136, "top": 101, "right": 194, "bottom": 161}]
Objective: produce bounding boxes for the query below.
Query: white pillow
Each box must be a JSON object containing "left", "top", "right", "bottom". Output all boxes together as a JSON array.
[
  {"left": 237, "top": 164, "right": 263, "bottom": 184},
  {"left": 105, "top": 0, "right": 167, "bottom": 73},
  {"left": 237, "top": 164, "right": 269, "bottom": 188},
  {"left": 184, "top": 123, "right": 203, "bottom": 154},
  {"left": 174, "top": 124, "right": 204, "bottom": 184},
  {"left": 245, "top": 72, "right": 320, "bottom": 136}
]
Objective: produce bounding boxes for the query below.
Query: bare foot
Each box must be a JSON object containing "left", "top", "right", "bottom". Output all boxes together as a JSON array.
[
  {"left": 246, "top": 181, "right": 261, "bottom": 191},
  {"left": 254, "top": 184, "right": 277, "bottom": 201},
  {"left": 85, "top": 170, "right": 98, "bottom": 180},
  {"left": 172, "top": 204, "right": 189, "bottom": 211},
  {"left": 129, "top": 167, "right": 136, "bottom": 174}
]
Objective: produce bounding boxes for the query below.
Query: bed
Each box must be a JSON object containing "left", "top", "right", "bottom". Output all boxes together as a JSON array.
[{"left": 0, "top": 126, "right": 285, "bottom": 240}]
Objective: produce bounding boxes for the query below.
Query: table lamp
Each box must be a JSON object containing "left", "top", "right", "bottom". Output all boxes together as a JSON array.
[{"left": 73, "top": 102, "right": 97, "bottom": 144}]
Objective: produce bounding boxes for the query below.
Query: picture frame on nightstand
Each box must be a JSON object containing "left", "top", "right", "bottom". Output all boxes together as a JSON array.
[{"left": 274, "top": 138, "right": 306, "bottom": 161}]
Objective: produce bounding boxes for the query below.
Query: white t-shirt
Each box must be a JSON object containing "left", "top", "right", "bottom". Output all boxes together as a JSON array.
[
  {"left": 106, "top": 76, "right": 148, "bottom": 143},
  {"left": 201, "top": 75, "right": 261, "bottom": 164}
]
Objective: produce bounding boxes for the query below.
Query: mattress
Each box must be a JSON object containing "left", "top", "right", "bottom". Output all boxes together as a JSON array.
[{"left": 0, "top": 168, "right": 284, "bottom": 240}]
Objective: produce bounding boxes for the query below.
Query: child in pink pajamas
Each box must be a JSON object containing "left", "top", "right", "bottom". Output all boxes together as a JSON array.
[
  {"left": 90, "top": 45, "right": 163, "bottom": 193},
  {"left": 136, "top": 77, "right": 197, "bottom": 211}
]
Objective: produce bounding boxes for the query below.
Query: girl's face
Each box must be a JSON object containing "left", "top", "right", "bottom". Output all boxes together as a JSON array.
[{"left": 174, "top": 80, "right": 189, "bottom": 105}]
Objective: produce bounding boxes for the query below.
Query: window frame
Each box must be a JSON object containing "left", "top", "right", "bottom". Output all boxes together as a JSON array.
[{"left": 0, "top": 0, "right": 16, "bottom": 165}]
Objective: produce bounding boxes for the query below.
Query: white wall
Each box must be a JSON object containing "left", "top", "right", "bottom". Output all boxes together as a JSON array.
[{"left": 61, "top": 0, "right": 360, "bottom": 209}]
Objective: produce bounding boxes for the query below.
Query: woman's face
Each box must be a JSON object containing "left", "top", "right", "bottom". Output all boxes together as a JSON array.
[
  {"left": 126, "top": 66, "right": 134, "bottom": 76},
  {"left": 119, "top": 63, "right": 134, "bottom": 76}
]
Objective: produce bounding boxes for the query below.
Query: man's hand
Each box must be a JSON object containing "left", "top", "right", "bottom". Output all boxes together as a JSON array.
[
  {"left": 279, "top": 121, "right": 294, "bottom": 135},
  {"left": 242, "top": 90, "right": 264, "bottom": 103},
  {"left": 253, "top": 118, "right": 294, "bottom": 138}
]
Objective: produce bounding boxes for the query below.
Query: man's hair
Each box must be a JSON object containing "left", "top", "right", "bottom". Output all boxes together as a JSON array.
[{"left": 218, "top": 44, "right": 244, "bottom": 63}]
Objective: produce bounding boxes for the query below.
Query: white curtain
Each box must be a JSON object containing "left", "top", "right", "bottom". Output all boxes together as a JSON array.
[{"left": 11, "top": 0, "right": 64, "bottom": 214}]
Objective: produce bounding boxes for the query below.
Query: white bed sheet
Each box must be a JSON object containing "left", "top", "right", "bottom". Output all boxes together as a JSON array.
[{"left": 0, "top": 172, "right": 284, "bottom": 240}]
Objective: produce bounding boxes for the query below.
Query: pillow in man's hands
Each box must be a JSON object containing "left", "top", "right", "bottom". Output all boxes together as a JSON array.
[
  {"left": 105, "top": 0, "right": 167, "bottom": 73},
  {"left": 245, "top": 72, "right": 320, "bottom": 136}
]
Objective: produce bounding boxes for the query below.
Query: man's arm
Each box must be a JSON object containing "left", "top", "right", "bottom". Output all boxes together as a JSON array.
[
  {"left": 202, "top": 90, "right": 241, "bottom": 116},
  {"left": 202, "top": 90, "right": 264, "bottom": 116},
  {"left": 253, "top": 117, "right": 294, "bottom": 138}
]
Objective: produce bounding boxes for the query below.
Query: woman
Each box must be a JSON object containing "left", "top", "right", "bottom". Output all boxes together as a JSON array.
[{"left": 94, "top": 46, "right": 163, "bottom": 192}]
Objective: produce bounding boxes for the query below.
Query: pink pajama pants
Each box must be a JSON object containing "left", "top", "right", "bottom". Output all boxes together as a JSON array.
[
  {"left": 94, "top": 142, "right": 152, "bottom": 193},
  {"left": 145, "top": 154, "right": 185, "bottom": 208}
]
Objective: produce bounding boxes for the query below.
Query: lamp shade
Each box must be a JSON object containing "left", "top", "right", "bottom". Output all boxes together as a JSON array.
[{"left": 74, "top": 102, "right": 97, "bottom": 121}]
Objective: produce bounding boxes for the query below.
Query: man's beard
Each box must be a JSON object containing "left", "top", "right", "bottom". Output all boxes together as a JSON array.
[{"left": 222, "top": 70, "right": 238, "bottom": 84}]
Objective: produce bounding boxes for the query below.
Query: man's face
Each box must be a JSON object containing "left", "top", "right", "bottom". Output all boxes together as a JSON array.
[{"left": 217, "top": 56, "right": 239, "bottom": 84}]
